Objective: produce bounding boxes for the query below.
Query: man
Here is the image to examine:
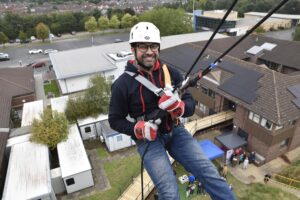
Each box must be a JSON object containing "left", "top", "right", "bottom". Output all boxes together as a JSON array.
[{"left": 109, "top": 22, "right": 236, "bottom": 200}]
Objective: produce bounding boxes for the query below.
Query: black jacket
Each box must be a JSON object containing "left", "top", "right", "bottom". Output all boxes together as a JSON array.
[{"left": 108, "top": 60, "right": 195, "bottom": 139}]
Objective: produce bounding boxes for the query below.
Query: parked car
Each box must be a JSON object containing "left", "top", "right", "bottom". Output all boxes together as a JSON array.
[
  {"left": 44, "top": 49, "right": 58, "bottom": 54},
  {"left": 114, "top": 38, "right": 123, "bottom": 43},
  {"left": 29, "top": 49, "right": 43, "bottom": 54},
  {"left": 0, "top": 53, "right": 10, "bottom": 61},
  {"left": 31, "top": 61, "right": 46, "bottom": 68}
]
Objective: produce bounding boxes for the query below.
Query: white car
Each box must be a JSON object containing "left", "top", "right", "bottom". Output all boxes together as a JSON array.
[
  {"left": 29, "top": 49, "right": 43, "bottom": 54},
  {"left": 44, "top": 49, "right": 58, "bottom": 54},
  {"left": 0, "top": 53, "right": 10, "bottom": 61}
]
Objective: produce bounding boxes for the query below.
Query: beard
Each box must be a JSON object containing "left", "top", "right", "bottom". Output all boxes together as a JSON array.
[{"left": 137, "top": 53, "right": 158, "bottom": 70}]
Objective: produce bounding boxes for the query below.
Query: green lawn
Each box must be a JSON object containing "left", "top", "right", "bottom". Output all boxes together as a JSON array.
[
  {"left": 97, "top": 147, "right": 110, "bottom": 159},
  {"left": 83, "top": 153, "right": 140, "bottom": 200},
  {"left": 275, "top": 160, "right": 300, "bottom": 189},
  {"left": 43, "top": 80, "right": 60, "bottom": 97}
]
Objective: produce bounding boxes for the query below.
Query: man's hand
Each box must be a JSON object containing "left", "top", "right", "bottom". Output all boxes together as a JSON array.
[
  {"left": 134, "top": 121, "right": 158, "bottom": 141},
  {"left": 158, "top": 88, "right": 185, "bottom": 118}
]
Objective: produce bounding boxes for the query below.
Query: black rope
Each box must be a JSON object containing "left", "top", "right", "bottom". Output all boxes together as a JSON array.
[{"left": 185, "top": 0, "right": 239, "bottom": 79}]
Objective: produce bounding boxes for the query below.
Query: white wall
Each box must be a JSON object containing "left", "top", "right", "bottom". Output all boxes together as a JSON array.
[
  {"left": 79, "top": 124, "right": 97, "bottom": 140},
  {"left": 63, "top": 170, "right": 94, "bottom": 194},
  {"left": 51, "top": 167, "right": 66, "bottom": 194},
  {"left": 105, "top": 134, "right": 135, "bottom": 152},
  {"left": 58, "top": 75, "right": 92, "bottom": 94}
]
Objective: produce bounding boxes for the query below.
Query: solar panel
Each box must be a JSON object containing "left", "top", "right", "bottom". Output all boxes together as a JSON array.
[
  {"left": 288, "top": 84, "right": 300, "bottom": 98},
  {"left": 160, "top": 43, "right": 263, "bottom": 104},
  {"left": 293, "top": 99, "right": 300, "bottom": 109}
]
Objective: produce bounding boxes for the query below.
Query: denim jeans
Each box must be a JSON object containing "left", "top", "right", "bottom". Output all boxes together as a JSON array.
[{"left": 136, "top": 124, "right": 236, "bottom": 200}]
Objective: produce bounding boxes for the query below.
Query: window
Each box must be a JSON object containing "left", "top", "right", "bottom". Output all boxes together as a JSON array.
[
  {"left": 280, "top": 138, "right": 289, "bottom": 148},
  {"left": 208, "top": 89, "right": 215, "bottom": 99},
  {"left": 201, "top": 86, "right": 208, "bottom": 95},
  {"left": 117, "top": 135, "right": 123, "bottom": 142},
  {"left": 85, "top": 126, "right": 91, "bottom": 133},
  {"left": 253, "top": 113, "right": 260, "bottom": 124},
  {"left": 66, "top": 178, "right": 75, "bottom": 186},
  {"left": 260, "top": 117, "right": 273, "bottom": 130},
  {"left": 248, "top": 111, "right": 253, "bottom": 120},
  {"left": 199, "top": 103, "right": 207, "bottom": 113}
]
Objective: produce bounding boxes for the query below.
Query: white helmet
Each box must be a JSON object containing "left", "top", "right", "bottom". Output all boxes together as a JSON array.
[{"left": 129, "top": 22, "right": 161, "bottom": 44}]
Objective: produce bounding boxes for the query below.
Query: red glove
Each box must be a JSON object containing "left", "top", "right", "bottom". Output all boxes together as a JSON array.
[
  {"left": 158, "top": 89, "right": 185, "bottom": 118},
  {"left": 134, "top": 121, "right": 158, "bottom": 141}
]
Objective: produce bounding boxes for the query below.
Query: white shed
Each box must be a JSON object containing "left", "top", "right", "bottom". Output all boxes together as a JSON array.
[
  {"left": 77, "top": 114, "right": 108, "bottom": 140},
  {"left": 21, "top": 100, "right": 44, "bottom": 127},
  {"left": 100, "top": 120, "right": 135, "bottom": 152},
  {"left": 57, "top": 124, "right": 94, "bottom": 193},
  {"left": 50, "top": 96, "right": 69, "bottom": 113},
  {"left": 2, "top": 141, "right": 56, "bottom": 200}
]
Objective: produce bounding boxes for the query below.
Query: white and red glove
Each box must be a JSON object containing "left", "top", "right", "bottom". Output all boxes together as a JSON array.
[
  {"left": 158, "top": 89, "right": 185, "bottom": 119},
  {"left": 134, "top": 121, "right": 158, "bottom": 141}
]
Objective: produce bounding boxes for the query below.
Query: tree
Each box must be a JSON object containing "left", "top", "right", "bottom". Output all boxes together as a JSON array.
[
  {"left": 121, "top": 13, "right": 133, "bottom": 29},
  {"left": 0, "top": 32, "right": 8, "bottom": 47},
  {"left": 293, "top": 26, "right": 300, "bottom": 41},
  {"left": 98, "top": 16, "right": 109, "bottom": 33},
  {"left": 139, "top": 8, "right": 193, "bottom": 36},
  {"left": 65, "top": 74, "right": 111, "bottom": 122},
  {"left": 18, "top": 31, "right": 27, "bottom": 43},
  {"left": 31, "top": 108, "right": 69, "bottom": 149},
  {"left": 36, "top": 22, "right": 49, "bottom": 42},
  {"left": 109, "top": 15, "right": 120, "bottom": 29},
  {"left": 255, "top": 26, "right": 266, "bottom": 34},
  {"left": 85, "top": 16, "right": 98, "bottom": 45}
]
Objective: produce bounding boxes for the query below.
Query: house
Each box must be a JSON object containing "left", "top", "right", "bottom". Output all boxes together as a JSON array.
[
  {"left": 49, "top": 32, "right": 227, "bottom": 95},
  {"left": 57, "top": 124, "right": 94, "bottom": 193},
  {"left": 160, "top": 36, "right": 300, "bottom": 163},
  {"left": 0, "top": 67, "right": 35, "bottom": 196},
  {"left": 195, "top": 35, "right": 300, "bottom": 74},
  {"left": 2, "top": 141, "right": 56, "bottom": 200}
]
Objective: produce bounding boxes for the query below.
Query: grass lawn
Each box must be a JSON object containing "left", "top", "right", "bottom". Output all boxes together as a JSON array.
[
  {"left": 44, "top": 80, "right": 60, "bottom": 97},
  {"left": 83, "top": 154, "right": 141, "bottom": 200},
  {"left": 97, "top": 147, "right": 110, "bottom": 159},
  {"left": 275, "top": 159, "right": 300, "bottom": 189}
]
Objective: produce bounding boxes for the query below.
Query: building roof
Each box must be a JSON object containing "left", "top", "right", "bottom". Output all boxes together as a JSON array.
[
  {"left": 49, "top": 31, "right": 228, "bottom": 80},
  {"left": 57, "top": 124, "right": 91, "bottom": 178},
  {"left": 77, "top": 114, "right": 108, "bottom": 126},
  {"left": 160, "top": 41, "right": 300, "bottom": 124},
  {"left": 21, "top": 100, "right": 44, "bottom": 127},
  {"left": 215, "top": 133, "right": 247, "bottom": 149},
  {"left": 195, "top": 35, "right": 300, "bottom": 70},
  {"left": 50, "top": 96, "right": 69, "bottom": 113},
  {"left": 0, "top": 67, "right": 35, "bottom": 128},
  {"left": 245, "top": 12, "right": 300, "bottom": 20},
  {"left": 2, "top": 141, "right": 51, "bottom": 200}
]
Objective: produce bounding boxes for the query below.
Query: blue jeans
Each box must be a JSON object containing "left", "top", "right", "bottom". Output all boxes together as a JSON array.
[{"left": 136, "top": 124, "right": 236, "bottom": 200}]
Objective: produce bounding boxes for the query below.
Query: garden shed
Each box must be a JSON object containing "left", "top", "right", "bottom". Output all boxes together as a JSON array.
[
  {"left": 57, "top": 124, "right": 94, "bottom": 193},
  {"left": 2, "top": 141, "right": 56, "bottom": 200}
]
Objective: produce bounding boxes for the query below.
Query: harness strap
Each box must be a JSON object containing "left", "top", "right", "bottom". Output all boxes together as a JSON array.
[
  {"left": 162, "top": 64, "right": 171, "bottom": 88},
  {"left": 125, "top": 71, "right": 164, "bottom": 97}
]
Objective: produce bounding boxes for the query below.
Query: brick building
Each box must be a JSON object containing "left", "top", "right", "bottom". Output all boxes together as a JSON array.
[{"left": 160, "top": 35, "right": 300, "bottom": 163}]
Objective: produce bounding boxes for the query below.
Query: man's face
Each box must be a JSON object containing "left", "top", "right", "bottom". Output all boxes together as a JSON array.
[{"left": 133, "top": 43, "right": 160, "bottom": 70}]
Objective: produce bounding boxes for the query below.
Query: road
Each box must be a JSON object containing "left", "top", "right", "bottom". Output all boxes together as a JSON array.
[
  {"left": 263, "top": 27, "right": 295, "bottom": 41},
  {"left": 0, "top": 32, "right": 129, "bottom": 68}
]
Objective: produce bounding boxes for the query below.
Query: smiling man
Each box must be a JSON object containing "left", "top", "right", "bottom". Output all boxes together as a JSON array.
[{"left": 108, "top": 22, "right": 236, "bottom": 200}]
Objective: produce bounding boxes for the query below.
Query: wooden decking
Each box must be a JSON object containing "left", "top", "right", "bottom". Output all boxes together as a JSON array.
[{"left": 118, "top": 110, "right": 235, "bottom": 200}]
